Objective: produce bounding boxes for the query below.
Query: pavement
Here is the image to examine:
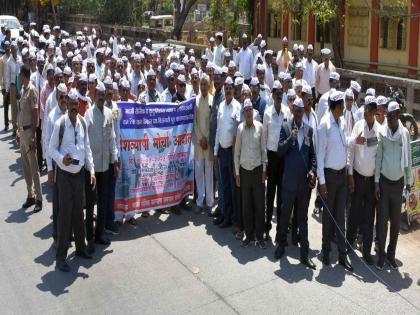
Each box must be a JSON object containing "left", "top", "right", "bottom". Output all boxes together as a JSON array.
[{"left": 0, "top": 101, "right": 420, "bottom": 315}]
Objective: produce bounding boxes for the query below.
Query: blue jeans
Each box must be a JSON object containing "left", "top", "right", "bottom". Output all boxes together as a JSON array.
[
  {"left": 106, "top": 163, "right": 116, "bottom": 228},
  {"left": 218, "top": 147, "right": 237, "bottom": 225}
]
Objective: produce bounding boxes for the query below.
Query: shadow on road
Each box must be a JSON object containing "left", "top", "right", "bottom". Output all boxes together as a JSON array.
[
  {"left": 36, "top": 248, "right": 113, "bottom": 296},
  {"left": 5, "top": 206, "right": 36, "bottom": 224}
]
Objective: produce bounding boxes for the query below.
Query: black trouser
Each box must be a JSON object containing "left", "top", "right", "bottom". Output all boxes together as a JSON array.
[
  {"left": 3, "top": 91, "right": 9, "bottom": 127},
  {"left": 265, "top": 150, "right": 284, "bottom": 236},
  {"left": 378, "top": 175, "right": 404, "bottom": 260},
  {"left": 85, "top": 170, "right": 109, "bottom": 241},
  {"left": 52, "top": 163, "right": 59, "bottom": 240},
  {"left": 322, "top": 168, "right": 347, "bottom": 256},
  {"left": 36, "top": 125, "right": 43, "bottom": 170},
  {"left": 278, "top": 185, "right": 311, "bottom": 258},
  {"left": 240, "top": 166, "right": 265, "bottom": 241},
  {"left": 311, "top": 87, "right": 316, "bottom": 110},
  {"left": 105, "top": 163, "right": 116, "bottom": 229},
  {"left": 347, "top": 171, "right": 375, "bottom": 255},
  {"left": 56, "top": 168, "right": 86, "bottom": 261}
]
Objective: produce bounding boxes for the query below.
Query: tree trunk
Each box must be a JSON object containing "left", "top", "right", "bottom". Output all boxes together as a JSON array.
[
  {"left": 331, "top": 0, "right": 344, "bottom": 68},
  {"left": 172, "top": 0, "right": 197, "bottom": 40},
  {"left": 51, "top": 1, "right": 58, "bottom": 26}
]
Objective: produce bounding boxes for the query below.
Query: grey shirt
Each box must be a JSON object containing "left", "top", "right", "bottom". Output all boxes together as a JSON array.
[{"left": 85, "top": 104, "right": 118, "bottom": 172}]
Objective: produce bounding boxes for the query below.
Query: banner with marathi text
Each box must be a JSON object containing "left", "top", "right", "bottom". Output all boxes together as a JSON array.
[
  {"left": 114, "top": 99, "right": 195, "bottom": 215},
  {"left": 407, "top": 140, "right": 420, "bottom": 225}
]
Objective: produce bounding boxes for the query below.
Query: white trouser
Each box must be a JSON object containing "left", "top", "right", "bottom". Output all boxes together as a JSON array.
[{"left": 194, "top": 159, "right": 214, "bottom": 208}]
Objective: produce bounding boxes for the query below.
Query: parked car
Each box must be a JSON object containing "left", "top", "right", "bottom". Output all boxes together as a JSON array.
[{"left": 0, "top": 15, "right": 21, "bottom": 40}]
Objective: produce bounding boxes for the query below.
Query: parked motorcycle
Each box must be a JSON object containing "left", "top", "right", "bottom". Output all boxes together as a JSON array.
[{"left": 388, "top": 86, "right": 418, "bottom": 141}]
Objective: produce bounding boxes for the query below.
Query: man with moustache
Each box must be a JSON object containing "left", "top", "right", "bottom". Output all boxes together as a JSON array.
[{"left": 49, "top": 89, "right": 96, "bottom": 272}]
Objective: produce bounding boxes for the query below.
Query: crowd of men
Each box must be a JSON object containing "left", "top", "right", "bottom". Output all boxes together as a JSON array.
[{"left": 0, "top": 23, "right": 412, "bottom": 273}]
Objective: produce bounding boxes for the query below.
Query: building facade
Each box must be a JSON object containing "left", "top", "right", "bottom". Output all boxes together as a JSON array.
[{"left": 254, "top": 0, "right": 420, "bottom": 78}]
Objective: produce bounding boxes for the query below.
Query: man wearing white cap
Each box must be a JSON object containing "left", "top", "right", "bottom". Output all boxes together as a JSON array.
[
  {"left": 374, "top": 101, "right": 412, "bottom": 271},
  {"left": 41, "top": 66, "right": 61, "bottom": 145},
  {"left": 76, "top": 73, "right": 92, "bottom": 116},
  {"left": 237, "top": 34, "right": 253, "bottom": 83},
  {"left": 343, "top": 88, "right": 359, "bottom": 138},
  {"left": 17, "top": 65, "right": 43, "bottom": 213},
  {"left": 263, "top": 80, "right": 290, "bottom": 241},
  {"left": 193, "top": 74, "right": 214, "bottom": 213},
  {"left": 315, "top": 48, "right": 336, "bottom": 99},
  {"left": 226, "top": 37, "right": 238, "bottom": 65},
  {"left": 214, "top": 77, "right": 241, "bottom": 228},
  {"left": 275, "top": 97, "right": 317, "bottom": 269},
  {"left": 282, "top": 73, "right": 293, "bottom": 107},
  {"left": 234, "top": 98, "right": 267, "bottom": 249},
  {"left": 44, "top": 83, "right": 68, "bottom": 242},
  {"left": 375, "top": 95, "right": 388, "bottom": 128},
  {"left": 0, "top": 41, "right": 11, "bottom": 130},
  {"left": 129, "top": 54, "right": 145, "bottom": 97},
  {"left": 288, "top": 45, "right": 300, "bottom": 78},
  {"left": 318, "top": 90, "right": 363, "bottom": 271},
  {"left": 276, "top": 37, "right": 292, "bottom": 75},
  {"left": 84, "top": 81, "right": 118, "bottom": 253},
  {"left": 302, "top": 45, "right": 318, "bottom": 101},
  {"left": 49, "top": 88, "right": 96, "bottom": 272},
  {"left": 5, "top": 41, "right": 22, "bottom": 136},
  {"left": 263, "top": 50, "right": 274, "bottom": 90},
  {"left": 347, "top": 97, "right": 379, "bottom": 265},
  {"left": 205, "top": 37, "right": 215, "bottom": 62},
  {"left": 161, "top": 69, "right": 177, "bottom": 102},
  {"left": 139, "top": 69, "right": 161, "bottom": 103},
  {"left": 249, "top": 77, "right": 267, "bottom": 121},
  {"left": 213, "top": 32, "right": 225, "bottom": 67},
  {"left": 316, "top": 71, "right": 340, "bottom": 121}
]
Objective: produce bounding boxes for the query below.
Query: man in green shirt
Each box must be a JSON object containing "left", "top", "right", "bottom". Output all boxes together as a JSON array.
[{"left": 374, "top": 101, "right": 412, "bottom": 271}]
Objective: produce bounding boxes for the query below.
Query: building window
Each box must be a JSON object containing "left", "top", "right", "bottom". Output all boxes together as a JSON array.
[
  {"left": 380, "top": 16, "right": 407, "bottom": 50},
  {"left": 347, "top": 7, "right": 369, "bottom": 47},
  {"left": 316, "top": 21, "right": 330, "bottom": 43}
]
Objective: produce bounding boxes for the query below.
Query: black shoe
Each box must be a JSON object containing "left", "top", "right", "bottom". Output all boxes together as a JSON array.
[
  {"left": 376, "top": 256, "right": 385, "bottom": 270},
  {"left": 95, "top": 237, "right": 111, "bottom": 245},
  {"left": 241, "top": 238, "right": 252, "bottom": 248},
  {"left": 387, "top": 256, "right": 398, "bottom": 270},
  {"left": 300, "top": 257, "right": 316, "bottom": 270},
  {"left": 213, "top": 217, "right": 223, "bottom": 225},
  {"left": 322, "top": 252, "right": 330, "bottom": 266},
  {"left": 56, "top": 260, "right": 70, "bottom": 272},
  {"left": 105, "top": 222, "right": 120, "bottom": 235},
  {"left": 22, "top": 197, "right": 35, "bottom": 209},
  {"left": 256, "top": 240, "right": 267, "bottom": 249},
  {"left": 274, "top": 245, "right": 285, "bottom": 260},
  {"left": 33, "top": 200, "right": 42, "bottom": 213},
  {"left": 339, "top": 255, "right": 354, "bottom": 272},
  {"left": 208, "top": 207, "right": 220, "bottom": 217},
  {"left": 75, "top": 250, "right": 93, "bottom": 259},
  {"left": 363, "top": 253, "right": 374, "bottom": 265},
  {"left": 87, "top": 240, "right": 95, "bottom": 255}
]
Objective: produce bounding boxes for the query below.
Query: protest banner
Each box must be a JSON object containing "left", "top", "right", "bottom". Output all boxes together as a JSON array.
[
  {"left": 114, "top": 99, "right": 195, "bottom": 216},
  {"left": 407, "top": 140, "right": 420, "bottom": 225}
]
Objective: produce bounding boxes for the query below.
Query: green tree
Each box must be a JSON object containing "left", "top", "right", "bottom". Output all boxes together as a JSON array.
[{"left": 172, "top": 0, "right": 198, "bottom": 40}]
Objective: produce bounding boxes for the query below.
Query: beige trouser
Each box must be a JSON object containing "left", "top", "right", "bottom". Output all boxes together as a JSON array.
[
  {"left": 10, "top": 84, "right": 17, "bottom": 130},
  {"left": 19, "top": 129, "right": 42, "bottom": 201}
]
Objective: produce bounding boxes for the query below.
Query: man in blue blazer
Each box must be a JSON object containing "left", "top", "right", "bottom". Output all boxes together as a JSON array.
[{"left": 274, "top": 97, "right": 317, "bottom": 269}]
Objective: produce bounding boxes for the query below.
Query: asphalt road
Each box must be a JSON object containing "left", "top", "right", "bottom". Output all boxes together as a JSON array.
[{"left": 0, "top": 97, "right": 419, "bottom": 314}]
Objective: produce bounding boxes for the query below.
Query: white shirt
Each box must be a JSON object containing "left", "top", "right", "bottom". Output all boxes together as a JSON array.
[
  {"left": 276, "top": 49, "right": 292, "bottom": 74},
  {"left": 214, "top": 98, "right": 241, "bottom": 155},
  {"left": 5, "top": 55, "right": 22, "bottom": 92},
  {"left": 213, "top": 44, "right": 225, "bottom": 67},
  {"left": 303, "top": 58, "right": 318, "bottom": 88},
  {"left": 45, "top": 105, "right": 67, "bottom": 171},
  {"left": 264, "top": 62, "right": 274, "bottom": 90},
  {"left": 302, "top": 109, "right": 319, "bottom": 151},
  {"left": 161, "top": 88, "right": 176, "bottom": 103},
  {"left": 95, "top": 62, "right": 105, "bottom": 80},
  {"left": 49, "top": 114, "right": 95, "bottom": 174},
  {"left": 205, "top": 47, "right": 214, "bottom": 62},
  {"left": 138, "top": 89, "right": 161, "bottom": 103},
  {"left": 30, "top": 70, "right": 45, "bottom": 99},
  {"left": 42, "top": 89, "right": 58, "bottom": 146},
  {"left": 129, "top": 70, "right": 145, "bottom": 97},
  {"left": 343, "top": 104, "right": 359, "bottom": 137},
  {"left": 316, "top": 88, "right": 335, "bottom": 121},
  {"left": 237, "top": 46, "right": 253, "bottom": 80},
  {"left": 317, "top": 112, "right": 355, "bottom": 185},
  {"left": 263, "top": 104, "right": 291, "bottom": 151},
  {"left": 348, "top": 119, "right": 379, "bottom": 177}
]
